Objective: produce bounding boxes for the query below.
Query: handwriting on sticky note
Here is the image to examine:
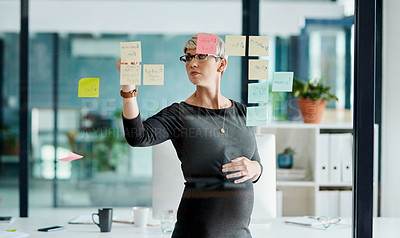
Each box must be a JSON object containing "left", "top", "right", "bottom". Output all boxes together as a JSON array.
[
  {"left": 248, "top": 60, "right": 269, "bottom": 80},
  {"left": 249, "top": 36, "right": 269, "bottom": 56},
  {"left": 248, "top": 82, "right": 269, "bottom": 103},
  {"left": 272, "top": 72, "right": 294, "bottom": 92},
  {"left": 120, "top": 64, "right": 141, "bottom": 85},
  {"left": 57, "top": 152, "right": 83, "bottom": 162},
  {"left": 143, "top": 65, "right": 164, "bottom": 85},
  {"left": 225, "top": 35, "right": 246, "bottom": 56},
  {"left": 78, "top": 78, "right": 100, "bottom": 97},
  {"left": 120, "top": 42, "right": 142, "bottom": 63},
  {"left": 196, "top": 34, "right": 218, "bottom": 55},
  {"left": 246, "top": 106, "right": 268, "bottom": 126}
]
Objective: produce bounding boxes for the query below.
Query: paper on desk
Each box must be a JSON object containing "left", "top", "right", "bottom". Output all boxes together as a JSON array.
[
  {"left": 0, "top": 231, "right": 29, "bottom": 238},
  {"left": 56, "top": 152, "right": 83, "bottom": 162},
  {"left": 285, "top": 216, "right": 350, "bottom": 230},
  {"left": 69, "top": 215, "right": 127, "bottom": 225}
]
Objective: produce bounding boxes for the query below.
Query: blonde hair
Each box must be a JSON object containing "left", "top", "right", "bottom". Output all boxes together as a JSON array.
[{"left": 183, "top": 33, "right": 227, "bottom": 59}]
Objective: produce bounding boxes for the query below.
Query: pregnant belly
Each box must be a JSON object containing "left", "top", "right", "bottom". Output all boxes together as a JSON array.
[{"left": 174, "top": 185, "right": 254, "bottom": 238}]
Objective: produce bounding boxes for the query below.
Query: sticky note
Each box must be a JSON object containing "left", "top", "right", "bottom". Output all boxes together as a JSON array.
[
  {"left": 246, "top": 106, "right": 268, "bottom": 126},
  {"left": 196, "top": 33, "right": 218, "bottom": 55},
  {"left": 225, "top": 35, "right": 246, "bottom": 56},
  {"left": 120, "top": 64, "right": 141, "bottom": 85},
  {"left": 120, "top": 42, "right": 142, "bottom": 63},
  {"left": 78, "top": 78, "right": 100, "bottom": 97},
  {"left": 272, "top": 72, "right": 294, "bottom": 92},
  {"left": 143, "top": 64, "right": 164, "bottom": 85},
  {"left": 57, "top": 152, "right": 83, "bottom": 162},
  {"left": 248, "top": 82, "right": 269, "bottom": 103},
  {"left": 248, "top": 60, "right": 269, "bottom": 80},
  {"left": 249, "top": 36, "right": 269, "bottom": 56}
]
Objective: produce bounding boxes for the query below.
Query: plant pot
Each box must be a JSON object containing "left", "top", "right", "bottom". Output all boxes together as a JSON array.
[
  {"left": 277, "top": 154, "right": 293, "bottom": 169},
  {"left": 287, "top": 94, "right": 302, "bottom": 121},
  {"left": 297, "top": 98, "right": 326, "bottom": 124}
]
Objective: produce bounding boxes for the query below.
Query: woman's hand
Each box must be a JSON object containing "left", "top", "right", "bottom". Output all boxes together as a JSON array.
[
  {"left": 222, "top": 156, "right": 261, "bottom": 184},
  {"left": 117, "top": 58, "right": 136, "bottom": 91}
]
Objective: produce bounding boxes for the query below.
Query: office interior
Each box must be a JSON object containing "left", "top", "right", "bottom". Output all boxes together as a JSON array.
[{"left": 0, "top": 0, "right": 399, "bottom": 236}]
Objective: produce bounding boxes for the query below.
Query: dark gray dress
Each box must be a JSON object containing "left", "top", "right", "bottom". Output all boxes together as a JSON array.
[{"left": 123, "top": 100, "right": 262, "bottom": 238}]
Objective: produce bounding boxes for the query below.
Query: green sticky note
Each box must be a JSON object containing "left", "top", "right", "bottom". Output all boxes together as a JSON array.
[
  {"left": 246, "top": 106, "right": 268, "bottom": 126},
  {"left": 78, "top": 78, "right": 100, "bottom": 97},
  {"left": 248, "top": 82, "right": 269, "bottom": 103},
  {"left": 272, "top": 72, "right": 294, "bottom": 92}
]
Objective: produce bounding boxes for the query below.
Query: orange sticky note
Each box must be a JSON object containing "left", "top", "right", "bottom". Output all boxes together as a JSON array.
[
  {"left": 196, "top": 34, "right": 218, "bottom": 54},
  {"left": 57, "top": 152, "right": 83, "bottom": 162},
  {"left": 78, "top": 78, "right": 100, "bottom": 97}
]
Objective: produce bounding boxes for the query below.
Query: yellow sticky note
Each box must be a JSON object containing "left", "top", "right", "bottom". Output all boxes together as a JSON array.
[
  {"left": 225, "top": 35, "right": 246, "bottom": 56},
  {"left": 120, "top": 64, "right": 141, "bottom": 85},
  {"left": 120, "top": 42, "right": 142, "bottom": 63},
  {"left": 78, "top": 78, "right": 100, "bottom": 97},
  {"left": 248, "top": 60, "right": 269, "bottom": 80},
  {"left": 249, "top": 36, "right": 269, "bottom": 56},
  {"left": 143, "top": 64, "right": 164, "bottom": 85}
]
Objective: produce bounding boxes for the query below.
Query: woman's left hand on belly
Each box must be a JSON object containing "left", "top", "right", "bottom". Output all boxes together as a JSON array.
[{"left": 221, "top": 157, "right": 261, "bottom": 184}]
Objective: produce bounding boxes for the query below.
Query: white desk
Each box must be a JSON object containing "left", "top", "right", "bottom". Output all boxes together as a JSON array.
[{"left": 1, "top": 208, "right": 399, "bottom": 238}]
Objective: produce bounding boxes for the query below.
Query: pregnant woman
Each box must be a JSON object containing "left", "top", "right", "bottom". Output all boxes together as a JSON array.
[{"left": 118, "top": 34, "right": 262, "bottom": 238}]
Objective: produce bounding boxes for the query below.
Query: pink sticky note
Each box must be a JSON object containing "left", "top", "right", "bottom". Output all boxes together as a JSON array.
[
  {"left": 196, "top": 34, "right": 218, "bottom": 54},
  {"left": 57, "top": 152, "right": 83, "bottom": 162}
]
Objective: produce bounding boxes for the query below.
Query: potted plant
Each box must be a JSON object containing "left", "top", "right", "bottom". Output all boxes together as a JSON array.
[
  {"left": 277, "top": 147, "right": 296, "bottom": 169},
  {"left": 292, "top": 78, "right": 338, "bottom": 124}
]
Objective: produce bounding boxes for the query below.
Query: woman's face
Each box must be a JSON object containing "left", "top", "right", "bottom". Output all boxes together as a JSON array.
[{"left": 184, "top": 49, "right": 225, "bottom": 87}]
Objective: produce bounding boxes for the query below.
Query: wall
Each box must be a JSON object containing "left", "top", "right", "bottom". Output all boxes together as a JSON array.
[
  {"left": 382, "top": 0, "right": 400, "bottom": 217},
  {"left": 0, "top": 0, "right": 343, "bottom": 35}
]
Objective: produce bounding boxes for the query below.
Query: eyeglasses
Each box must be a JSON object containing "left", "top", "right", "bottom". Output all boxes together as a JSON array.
[
  {"left": 308, "top": 216, "right": 342, "bottom": 229},
  {"left": 179, "top": 54, "right": 223, "bottom": 64}
]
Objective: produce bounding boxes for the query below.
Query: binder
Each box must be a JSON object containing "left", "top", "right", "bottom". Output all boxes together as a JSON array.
[
  {"left": 316, "top": 191, "right": 330, "bottom": 216},
  {"left": 316, "top": 191, "right": 339, "bottom": 217},
  {"left": 341, "top": 134, "right": 353, "bottom": 184},
  {"left": 339, "top": 191, "right": 352, "bottom": 217},
  {"left": 328, "top": 191, "right": 340, "bottom": 217},
  {"left": 318, "top": 134, "right": 330, "bottom": 184},
  {"left": 276, "top": 190, "right": 283, "bottom": 217},
  {"left": 329, "top": 134, "right": 343, "bottom": 184}
]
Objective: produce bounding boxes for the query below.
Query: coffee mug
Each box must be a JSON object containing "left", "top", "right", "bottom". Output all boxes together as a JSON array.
[
  {"left": 131, "top": 207, "right": 149, "bottom": 227},
  {"left": 92, "top": 208, "right": 113, "bottom": 232}
]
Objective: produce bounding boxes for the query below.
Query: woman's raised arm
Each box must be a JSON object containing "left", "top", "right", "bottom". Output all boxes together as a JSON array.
[{"left": 116, "top": 58, "right": 140, "bottom": 119}]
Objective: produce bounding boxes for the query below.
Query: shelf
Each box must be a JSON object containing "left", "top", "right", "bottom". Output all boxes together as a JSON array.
[
  {"left": 319, "top": 183, "right": 352, "bottom": 187},
  {"left": 276, "top": 181, "right": 316, "bottom": 187}
]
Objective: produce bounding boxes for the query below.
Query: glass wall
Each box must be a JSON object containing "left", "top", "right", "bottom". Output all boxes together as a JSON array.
[
  {"left": 0, "top": 0, "right": 368, "bottom": 233},
  {"left": 259, "top": 0, "right": 355, "bottom": 218},
  {"left": 26, "top": 0, "right": 243, "bottom": 208},
  {"left": 0, "top": 1, "right": 20, "bottom": 217}
]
